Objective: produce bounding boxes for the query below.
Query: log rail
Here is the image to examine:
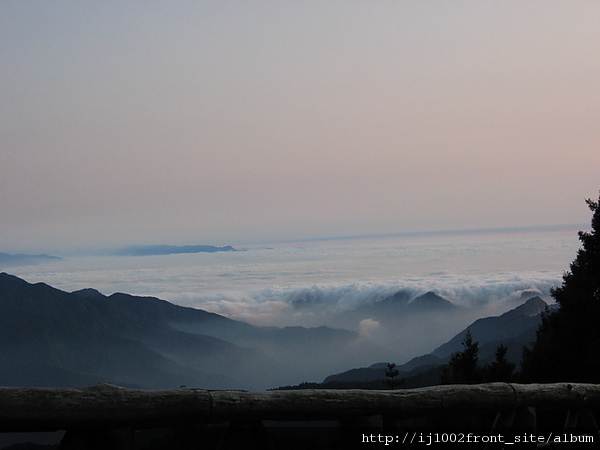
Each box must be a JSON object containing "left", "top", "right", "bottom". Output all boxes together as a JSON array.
[{"left": 1, "top": 383, "right": 600, "bottom": 447}]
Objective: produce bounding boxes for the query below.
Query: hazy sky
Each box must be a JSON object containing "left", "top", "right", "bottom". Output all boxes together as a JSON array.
[{"left": 2, "top": 2, "right": 599, "bottom": 253}]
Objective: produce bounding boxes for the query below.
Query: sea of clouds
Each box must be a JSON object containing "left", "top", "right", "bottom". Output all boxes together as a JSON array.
[
  {"left": 6, "top": 229, "right": 580, "bottom": 330},
  {"left": 3, "top": 228, "right": 584, "bottom": 363}
]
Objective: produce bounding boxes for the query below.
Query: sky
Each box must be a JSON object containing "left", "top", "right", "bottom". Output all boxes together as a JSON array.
[{"left": 2, "top": 1, "right": 599, "bottom": 253}]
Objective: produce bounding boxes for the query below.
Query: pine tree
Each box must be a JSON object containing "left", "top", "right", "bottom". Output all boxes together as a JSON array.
[
  {"left": 486, "top": 344, "right": 515, "bottom": 382},
  {"left": 384, "top": 362, "right": 403, "bottom": 389},
  {"left": 441, "top": 329, "right": 482, "bottom": 384},
  {"left": 521, "top": 193, "right": 600, "bottom": 382}
]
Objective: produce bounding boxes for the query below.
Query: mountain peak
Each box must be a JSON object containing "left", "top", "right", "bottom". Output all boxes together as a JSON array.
[
  {"left": 407, "top": 291, "right": 457, "bottom": 311},
  {"left": 502, "top": 296, "right": 548, "bottom": 318},
  {"left": 72, "top": 288, "right": 105, "bottom": 299}
]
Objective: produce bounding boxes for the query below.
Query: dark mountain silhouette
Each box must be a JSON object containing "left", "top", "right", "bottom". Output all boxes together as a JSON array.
[
  {"left": 319, "top": 296, "right": 548, "bottom": 388},
  {"left": 431, "top": 296, "right": 549, "bottom": 362},
  {"left": 344, "top": 290, "right": 460, "bottom": 320},
  {"left": 0, "top": 273, "right": 235, "bottom": 389},
  {"left": 0, "top": 273, "right": 364, "bottom": 390},
  {"left": 406, "top": 291, "right": 458, "bottom": 312}
]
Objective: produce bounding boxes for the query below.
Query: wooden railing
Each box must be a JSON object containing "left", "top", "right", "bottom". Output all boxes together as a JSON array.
[{"left": 1, "top": 383, "right": 600, "bottom": 449}]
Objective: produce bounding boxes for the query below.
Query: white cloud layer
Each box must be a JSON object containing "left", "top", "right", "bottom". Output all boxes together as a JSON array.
[{"left": 6, "top": 229, "right": 577, "bottom": 323}]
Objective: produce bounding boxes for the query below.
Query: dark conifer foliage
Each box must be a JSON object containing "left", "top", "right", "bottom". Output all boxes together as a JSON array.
[
  {"left": 486, "top": 344, "right": 515, "bottom": 382},
  {"left": 384, "top": 362, "right": 403, "bottom": 389},
  {"left": 440, "top": 330, "right": 482, "bottom": 384},
  {"left": 521, "top": 193, "right": 600, "bottom": 382}
]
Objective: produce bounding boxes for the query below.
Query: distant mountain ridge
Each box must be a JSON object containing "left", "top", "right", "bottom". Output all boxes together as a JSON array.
[
  {"left": 0, "top": 252, "right": 63, "bottom": 267},
  {"left": 112, "top": 244, "right": 236, "bottom": 256},
  {"left": 333, "top": 289, "right": 470, "bottom": 360},
  {"left": 348, "top": 290, "right": 460, "bottom": 316},
  {"left": 0, "top": 272, "right": 368, "bottom": 390},
  {"left": 431, "top": 296, "right": 549, "bottom": 361}
]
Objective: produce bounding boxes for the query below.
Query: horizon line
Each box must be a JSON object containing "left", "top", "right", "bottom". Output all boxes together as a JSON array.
[
  {"left": 3, "top": 223, "right": 587, "bottom": 256},
  {"left": 276, "top": 223, "right": 588, "bottom": 245}
]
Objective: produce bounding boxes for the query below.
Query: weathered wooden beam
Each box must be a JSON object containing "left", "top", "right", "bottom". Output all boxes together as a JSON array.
[
  {"left": 209, "top": 383, "right": 600, "bottom": 421},
  {"left": 0, "top": 384, "right": 212, "bottom": 431},
  {"left": 1, "top": 382, "right": 600, "bottom": 431}
]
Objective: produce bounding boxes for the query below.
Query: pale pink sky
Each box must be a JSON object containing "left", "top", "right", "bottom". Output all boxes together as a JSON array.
[{"left": 1, "top": 2, "right": 599, "bottom": 252}]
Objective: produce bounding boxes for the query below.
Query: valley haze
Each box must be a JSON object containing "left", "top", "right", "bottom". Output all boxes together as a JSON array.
[{"left": 0, "top": 269, "right": 552, "bottom": 391}]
